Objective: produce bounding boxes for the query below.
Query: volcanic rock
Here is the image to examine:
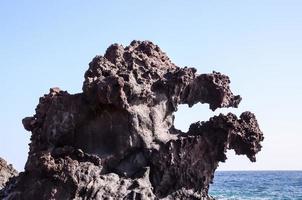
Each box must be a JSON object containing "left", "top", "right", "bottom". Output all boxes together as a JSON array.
[
  {"left": 0, "top": 41, "right": 263, "bottom": 199},
  {"left": 0, "top": 158, "right": 17, "bottom": 190}
]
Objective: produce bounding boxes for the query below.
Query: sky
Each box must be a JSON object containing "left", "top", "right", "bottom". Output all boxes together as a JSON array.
[{"left": 0, "top": 0, "right": 301, "bottom": 171}]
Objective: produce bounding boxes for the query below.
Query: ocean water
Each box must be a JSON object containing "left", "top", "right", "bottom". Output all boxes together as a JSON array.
[{"left": 209, "top": 171, "right": 302, "bottom": 200}]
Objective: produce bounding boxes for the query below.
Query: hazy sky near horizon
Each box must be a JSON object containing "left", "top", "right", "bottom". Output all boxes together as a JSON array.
[{"left": 0, "top": 1, "right": 301, "bottom": 171}]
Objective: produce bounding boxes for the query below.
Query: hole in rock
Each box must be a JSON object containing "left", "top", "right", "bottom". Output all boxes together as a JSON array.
[
  {"left": 174, "top": 104, "right": 216, "bottom": 133},
  {"left": 216, "top": 150, "right": 262, "bottom": 171},
  {"left": 174, "top": 103, "right": 241, "bottom": 133}
]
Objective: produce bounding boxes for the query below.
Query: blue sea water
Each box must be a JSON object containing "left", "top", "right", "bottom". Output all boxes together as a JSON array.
[{"left": 209, "top": 171, "right": 302, "bottom": 200}]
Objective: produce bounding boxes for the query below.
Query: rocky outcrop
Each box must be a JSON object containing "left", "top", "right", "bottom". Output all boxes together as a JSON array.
[
  {"left": 0, "top": 41, "right": 263, "bottom": 199},
  {"left": 0, "top": 158, "right": 17, "bottom": 190}
]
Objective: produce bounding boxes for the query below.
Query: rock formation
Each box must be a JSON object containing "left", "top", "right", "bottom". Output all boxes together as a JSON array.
[
  {"left": 0, "top": 158, "right": 17, "bottom": 190},
  {"left": 0, "top": 41, "right": 263, "bottom": 199}
]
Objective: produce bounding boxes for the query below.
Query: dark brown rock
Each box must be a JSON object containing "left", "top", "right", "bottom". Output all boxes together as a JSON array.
[{"left": 1, "top": 41, "right": 263, "bottom": 199}]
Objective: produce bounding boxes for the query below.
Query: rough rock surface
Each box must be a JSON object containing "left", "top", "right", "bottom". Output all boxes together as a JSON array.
[
  {"left": 0, "top": 41, "right": 263, "bottom": 199},
  {"left": 0, "top": 158, "right": 17, "bottom": 190}
]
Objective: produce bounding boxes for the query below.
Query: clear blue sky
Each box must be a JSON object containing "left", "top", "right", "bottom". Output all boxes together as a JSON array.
[{"left": 0, "top": 1, "right": 301, "bottom": 171}]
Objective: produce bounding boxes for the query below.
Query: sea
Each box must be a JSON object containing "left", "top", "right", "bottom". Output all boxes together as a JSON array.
[{"left": 209, "top": 171, "right": 302, "bottom": 200}]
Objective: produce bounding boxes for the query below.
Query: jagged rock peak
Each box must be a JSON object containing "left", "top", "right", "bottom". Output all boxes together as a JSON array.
[{"left": 0, "top": 158, "right": 17, "bottom": 190}]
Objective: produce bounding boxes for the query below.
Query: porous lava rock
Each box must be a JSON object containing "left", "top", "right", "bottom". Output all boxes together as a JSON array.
[
  {"left": 0, "top": 158, "right": 17, "bottom": 190},
  {"left": 0, "top": 41, "right": 263, "bottom": 199}
]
